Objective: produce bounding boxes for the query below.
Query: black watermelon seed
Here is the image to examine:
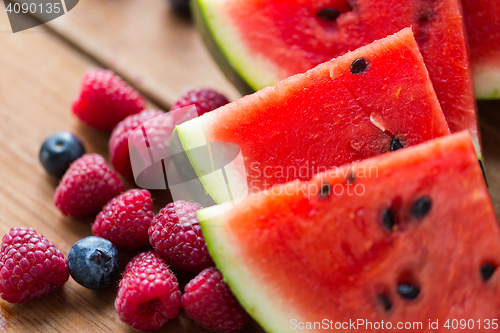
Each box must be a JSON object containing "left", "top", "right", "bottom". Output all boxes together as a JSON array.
[
  {"left": 319, "top": 183, "right": 331, "bottom": 198},
  {"left": 418, "top": 12, "right": 432, "bottom": 22},
  {"left": 350, "top": 58, "right": 369, "bottom": 74},
  {"left": 410, "top": 196, "right": 432, "bottom": 219},
  {"left": 382, "top": 208, "right": 396, "bottom": 231},
  {"left": 346, "top": 170, "right": 356, "bottom": 184},
  {"left": 378, "top": 294, "right": 392, "bottom": 312},
  {"left": 397, "top": 284, "right": 420, "bottom": 300},
  {"left": 481, "top": 263, "right": 497, "bottom": 281},
  {"left": 390, "top": 136, "right": 404, "bottom": 152},
  {"left": 317, "top": 8, "right": 341, "bottom": 21}
]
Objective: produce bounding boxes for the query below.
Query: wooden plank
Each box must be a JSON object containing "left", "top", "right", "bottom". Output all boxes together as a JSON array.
[
  {"left": 44, "top": 0, "right": 240, "bottom": 109},
  {"left": 0, "top": 5, "right": 262, "bottom": 333}
]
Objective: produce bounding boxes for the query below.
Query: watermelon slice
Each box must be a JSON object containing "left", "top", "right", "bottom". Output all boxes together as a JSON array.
[
  {"left": 193, "top": 0, "right": 480, "bottom": 148},
  {"left": 198, "top": 131, "right": 500, "bottom": 333},
  {"left": 175, "top": 29, "right": 450, "bottom": 204},
  {"left": 462, "top": 0, "right": 500, "bottom": 99}
]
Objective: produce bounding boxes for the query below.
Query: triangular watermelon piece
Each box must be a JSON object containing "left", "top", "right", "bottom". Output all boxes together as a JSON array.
[
  {"left": 193, "top": 0, "right": 480, "bottom": 152},
  {"left": 176, "top": 29, "right": 450, "bottom": 204},
  {"left": 198, "top": 131, "right": 500, "bottom": 333}
]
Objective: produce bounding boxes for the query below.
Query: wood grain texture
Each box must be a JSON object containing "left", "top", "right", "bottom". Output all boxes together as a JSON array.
[
  {"left": 0, "top": 0, "right": 499, "bottom": 332},
  {"left": 45, "top": 0, "right": 241, "bottom": 108}
]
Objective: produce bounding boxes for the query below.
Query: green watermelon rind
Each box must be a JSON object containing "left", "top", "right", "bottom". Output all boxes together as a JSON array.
[
  {"left": 175, "top": 124, "right": 234, "bottom": 204},
  {"left": 472, "top": 65, "right": 500, "bottom": 99},
  {"left": 192, "top": 0, "right": 277, "bottom": 95},
  {"left": 198, "top": 204, "right": 290, "bottom": 333},
  {"left": 191, "top": 0, "right": 254, "bottom": 95}
]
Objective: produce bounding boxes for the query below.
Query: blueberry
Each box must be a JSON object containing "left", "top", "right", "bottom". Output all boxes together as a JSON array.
[
  {"left": 39, "top": 131, "right": 85, "bottom": 178},
  {"left": 68, "top": 236, "right": 119, "bottom": 290}
]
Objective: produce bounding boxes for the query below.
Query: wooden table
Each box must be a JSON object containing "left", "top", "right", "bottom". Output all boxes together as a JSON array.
[{"left": 0, "top": 1, "right": 498, "bottom": 332}]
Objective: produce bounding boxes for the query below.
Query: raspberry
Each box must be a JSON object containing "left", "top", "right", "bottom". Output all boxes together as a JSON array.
[
  {"left": 110, "top": 105, "right": 200, "bottom": 183},
  {"left": 171, "top": 88, "right": 229, "bottom": 116},
  {"left": 54, "top": 154, "right": 125, "bottom": 217},
  {"left": 182, "top": 267, "right": 248, "bottom": 333},
  {"left": 0, "top": 227, "right": 69, "bottom": 304},
  {"left": 92, "top": 189, "right": 154, "bottom": 249},
  {"left": 72, "top": 69, "right": 145, "bottom": 131},
  {"left": 148, "top": 201, "right": 213, "bottom": 272},
  {"left": 109, "top": 110, "right": 164, "bottom": 180},
  {"left": 115, "top": 251, "right": 181, "bottom": 331}
]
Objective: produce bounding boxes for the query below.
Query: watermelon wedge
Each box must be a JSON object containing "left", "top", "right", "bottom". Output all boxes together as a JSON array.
[
  {"left": 198, "top": 131, "right": 500, "bottom": 333},
  {"left": 175, "top": 29, "right": 450, "bottom": 204},
  {"left": 462, "top": 0, "right": 500, "bottom": 99},
  {"left": 193, "top": 0, "right": 480, "bottom": 147}
]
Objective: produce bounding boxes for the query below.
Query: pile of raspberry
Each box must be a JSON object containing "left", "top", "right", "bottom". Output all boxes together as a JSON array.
[{"left": 1, "top": 69, "right": 248, "bottom": 332}]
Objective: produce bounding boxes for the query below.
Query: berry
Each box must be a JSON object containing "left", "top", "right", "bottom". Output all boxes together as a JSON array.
[
  {"left": 92, "top": 189, "right": 154, "bottom": 249},
  {"left": 109, "top": 110, "right": 164, "bottom": 179},
  {"left": 182, "top": 267, "right": 248, "bottom": 333},
  {"left": 0, "top": 227, "right": 69, "bottom": 304},
  {"left": 39, "top": 131, "right": 86, "bottom": 178},
  {"left": 115, "top": 251, "right": 181, "bottom": 331},
  {"left": 125, "top": 110, "right": 177, "bottom": 187},
  {"left": 148, "top": 200, "right": 213, "bottom": 272},
  {"left": 171, "top": 88, "right": 229, "bottom": 116},
  {"left": 67, "top": 236, "right": 119, "bottom": 289},
  {"left": 110, "top": 106, "right": 200, "bottom": 183},
  {"left": 72, "top": 69, "right": 146, "bottom": 131},
  {"left": 54, "top": 154, "right": 125, "bottom": 217},
  {"left": 138, "top": 110, "right": 175, "bottom": 158}
]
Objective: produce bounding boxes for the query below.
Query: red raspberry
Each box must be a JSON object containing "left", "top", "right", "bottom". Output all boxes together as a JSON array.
[
  {"left": 72, "top": 69, "right": 145, "bottom": 131},
  {"left": 0, "top": 227, "right": 69, "bottom": 304},
  {"left": 171, "top": 88, "right": 229, "bottom": 116},
  {"left": 54, "top": 154, "right": 125, "bottom": 217},
  {"left": 109, "top": 110, "right": 164, "bottom": 180},
  {"left": 148, "top": 201, "right": 213, "bottom": 272},
  {"left": 115, "top": 251, "right": 181, "bottom": 331},
  {"left": 110, "top": 106, "right": 199, "bottom": 183},
  {"left": 92, "top": 189, "right": 154, "bottom": 249},
  {"left": 182, "top": 267, "right": 248, "bottom": 333}
]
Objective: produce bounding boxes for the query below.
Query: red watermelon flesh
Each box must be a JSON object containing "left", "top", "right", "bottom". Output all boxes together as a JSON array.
[
  {"left": 177, "top": 29, "right": 450, "bottom": 204},
  {"left": 461, "top": 0, "right": 500, "bottom": 99},
  {"left": 197, "top": 0, "right": 479, "bottom": 150},
  {"left": 199, "top": 131, "right": 500, "bottom": 333}
]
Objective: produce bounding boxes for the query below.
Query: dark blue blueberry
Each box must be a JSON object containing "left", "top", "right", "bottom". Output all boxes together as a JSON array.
[
  {"left": 39, "top": 131, "right": 85, "bottom": 178},
  {"left": 68, "top": 236, "right": 119, "bottom": 290}
]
